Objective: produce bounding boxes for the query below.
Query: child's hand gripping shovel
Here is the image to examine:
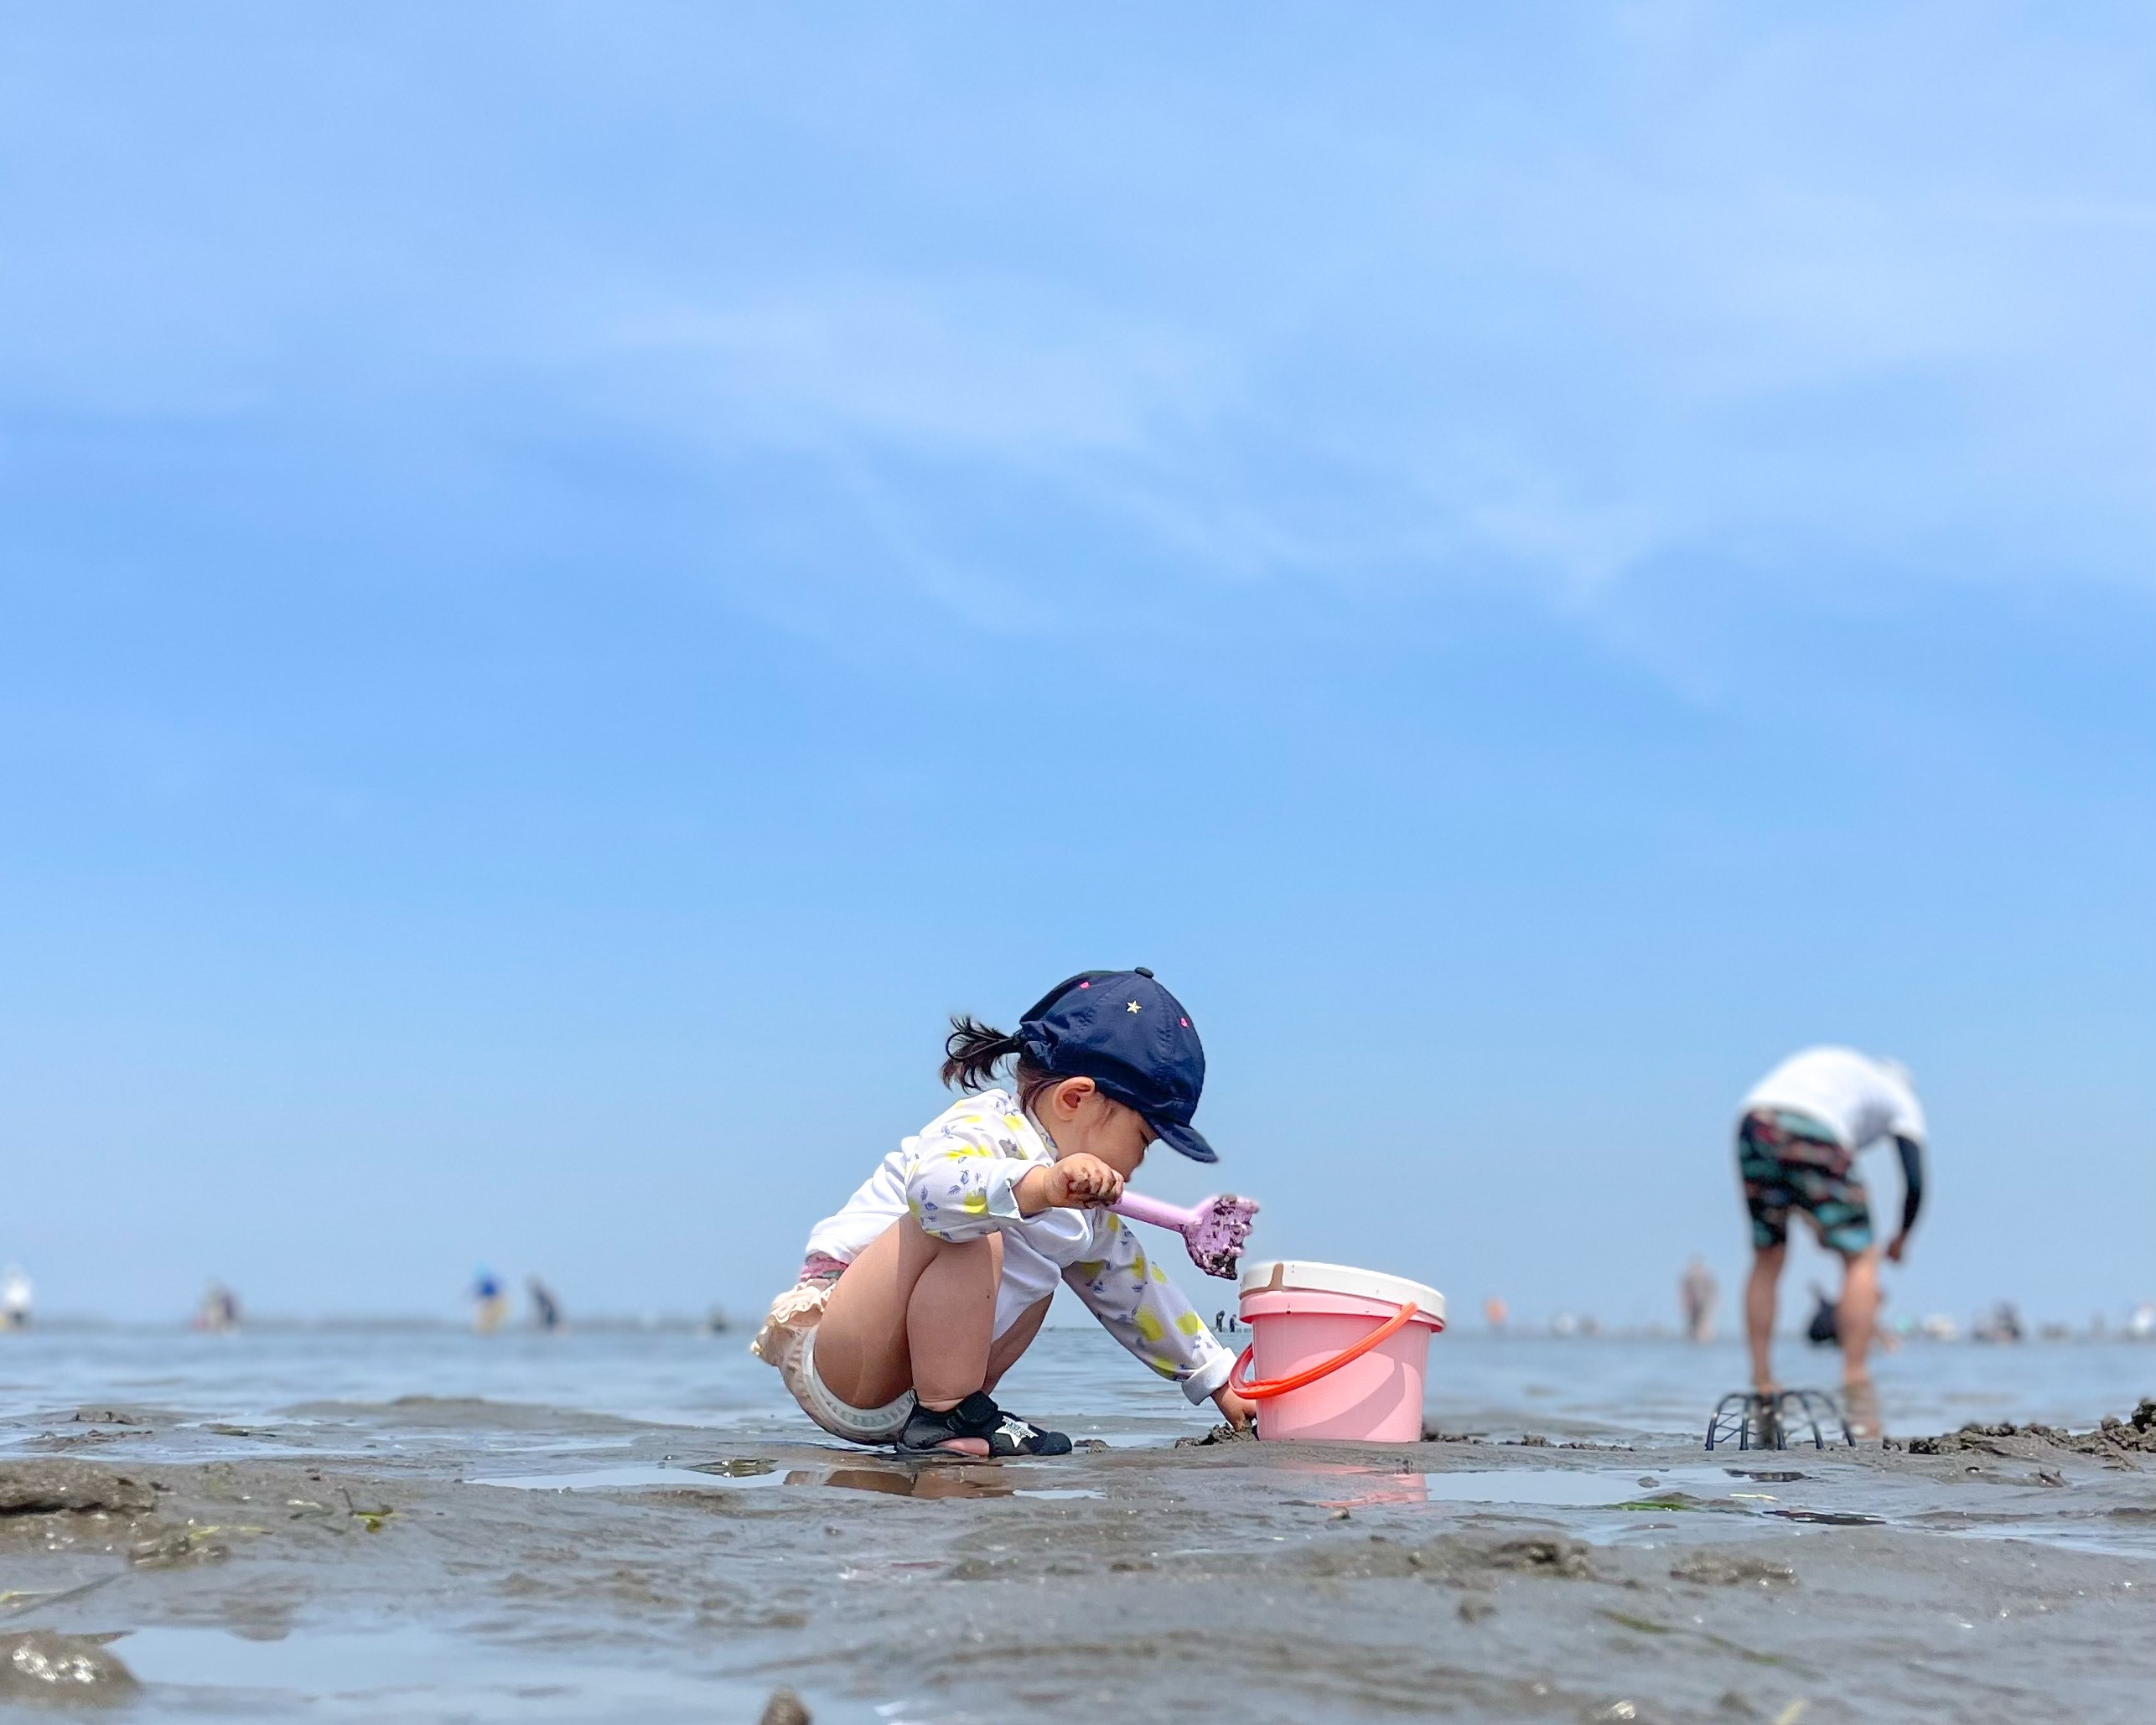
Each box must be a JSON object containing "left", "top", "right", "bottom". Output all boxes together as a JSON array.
[{"left": 1110, "top": 1191, "right": 1259, "bottom": 1279}]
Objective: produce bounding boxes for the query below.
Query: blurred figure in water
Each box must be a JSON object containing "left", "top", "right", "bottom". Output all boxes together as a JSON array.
[
  {"left": 526, "top": 1277, "right": 562, "bottom": 1332},
  {"left": 1483, "top": 1296, "right": 1507, "bottom": 1332},
  {"left": 471, "top": 1268, "right": 508, "bottom": 1334},
  {"left": 1680, "top": 1257, "right": 1719, "bottom": 1343},
  {"left": 1734, "top": 1047, "right": 1927, "bottom": 1438},
  {"left": 193, "top": 1281, "right": 241, "bottom": 1332},
  {"left": 0, "top": 1265, "right": 30, "bottom": 1331},
  {"left": 1806, "top": 1282, "right": 1837, "bottom": 1344}
]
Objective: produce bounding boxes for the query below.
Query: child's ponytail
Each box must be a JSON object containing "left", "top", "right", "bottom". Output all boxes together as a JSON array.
[{"left": 941, "top": 1015, "right": 1028, "bottom": 1091}]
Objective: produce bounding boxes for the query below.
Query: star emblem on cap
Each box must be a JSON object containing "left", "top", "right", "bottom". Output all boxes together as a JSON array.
[{"left": 1126, "top": 1000, "right": 1141, "bottom": 1013}]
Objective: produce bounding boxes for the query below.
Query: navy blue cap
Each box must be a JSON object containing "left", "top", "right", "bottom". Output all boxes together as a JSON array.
[{"left": 1016, "top": 968, "right": 1216, "bottom": 1163}]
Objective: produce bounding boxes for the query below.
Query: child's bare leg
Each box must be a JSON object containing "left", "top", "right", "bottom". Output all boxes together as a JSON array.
[
  {"left": 908, "top": 1230, "right": 1001, "bottom": 1411},
  {"left": 984, "top": 1296, "right": 1052, "bottom": 1393},
  {"left": 1745, "top": 1244, "right": 1785, "bottom": 1395},
  {"left": 813, "top": 1219, "right": 1002, "bottom": 1449}
]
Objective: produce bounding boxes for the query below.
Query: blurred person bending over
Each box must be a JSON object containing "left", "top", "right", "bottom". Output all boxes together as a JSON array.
[{"left": 1735, "top": 1047, "right": 1925, "bottom": 1432}]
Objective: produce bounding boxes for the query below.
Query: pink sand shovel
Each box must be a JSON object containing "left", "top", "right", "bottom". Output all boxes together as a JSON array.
[{"left": 1111, "top": 1191, "right": 1260, "bottom": 1279}]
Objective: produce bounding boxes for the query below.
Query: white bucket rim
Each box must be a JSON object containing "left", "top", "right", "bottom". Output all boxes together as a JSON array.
[{"left": 1238, "top": 1258, "right": 1445, "bottom": 1321}]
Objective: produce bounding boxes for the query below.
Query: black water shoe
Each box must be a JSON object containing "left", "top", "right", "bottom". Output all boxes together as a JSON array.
[{"left": 894, "top": 1391, "right": 1073, "bottom": 1458}]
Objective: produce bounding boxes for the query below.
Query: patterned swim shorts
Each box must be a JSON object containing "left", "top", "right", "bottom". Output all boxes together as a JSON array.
[{"left": 1737, "top": 1109, "right": 1874, "bottom": 1255}]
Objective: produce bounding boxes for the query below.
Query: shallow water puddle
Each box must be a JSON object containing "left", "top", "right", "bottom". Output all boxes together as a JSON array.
[
  {"left": 1276, "top": 1461, "right": 2156, "bottom": 1562},
  {"left": 113, "top": 1624, "right": 881, "bottom": 1722},
  {"left": 1288, "top": 1463, "right": 1755, "bottom": 1510},
  {"left": 474, "top": 1461, "right": 785, "bottom": 1492},
  {"left": 475, "top": 1458, "right": 1101, "bottom": 1501},
  {"left": 806, "top": 1465, "right": 1101, "bottom": 1500}
]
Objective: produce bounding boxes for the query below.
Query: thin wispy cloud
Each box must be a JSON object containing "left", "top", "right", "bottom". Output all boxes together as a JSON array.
[{"left": 3, "top": 8, "right": 2150, "bottom": 621}]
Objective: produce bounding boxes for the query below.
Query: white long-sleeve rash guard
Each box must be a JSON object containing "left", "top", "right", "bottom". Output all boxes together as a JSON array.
[{"left": 803, "top": 1089, "right": 1236, "bottom": 1405}]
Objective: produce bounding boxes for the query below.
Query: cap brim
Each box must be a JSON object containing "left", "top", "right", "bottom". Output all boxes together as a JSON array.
[{"left": 1152, "top": 1119, "right": 1218, "bottom": 1165}]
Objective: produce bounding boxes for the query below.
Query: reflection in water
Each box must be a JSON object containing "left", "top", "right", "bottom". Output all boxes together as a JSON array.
[
  {"left": 791, "top": 1465, "right": 1008, "bottom": 1500},
  {"left": 480, "top": 1455, "right": 1103, "bottom": 1500},
  {"left": 1274, "top": 1461, "right": 1791, "bottom": 1511},
  {"left": 1286, "top": 1462, "right": 1433, "bottom": 1510},
  {"left": 782, "top": 1466, "right": 1103, "bottom": 1501}
]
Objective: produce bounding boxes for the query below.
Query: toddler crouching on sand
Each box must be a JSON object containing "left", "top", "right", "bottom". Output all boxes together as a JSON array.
[{"left": 753, "top": 969, "right": 1255, "bottom": 1456}]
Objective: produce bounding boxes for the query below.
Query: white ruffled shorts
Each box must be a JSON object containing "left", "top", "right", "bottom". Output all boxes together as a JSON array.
[{"left": 750, "top": 1265, "right": 915, "bottom": 1445}]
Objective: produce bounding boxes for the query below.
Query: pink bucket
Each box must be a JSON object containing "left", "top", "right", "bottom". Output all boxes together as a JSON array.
[{"left": 1235, "top": 1260, "right": 1446, "bottom": 1443}]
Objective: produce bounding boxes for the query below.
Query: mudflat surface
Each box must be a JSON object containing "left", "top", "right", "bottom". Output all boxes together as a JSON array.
[{"left": 1, "top": 1329, "right": 2153, "bottom": 1720}]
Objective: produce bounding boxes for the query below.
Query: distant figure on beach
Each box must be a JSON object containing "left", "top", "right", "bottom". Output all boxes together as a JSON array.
[
  {"left": 1680, "top": 1257, "right": 1718, "bottom": 1343},
  {"left": 471, "top": 1268, "right": 508, "bottom": 1334},
  {"left": 0, "top": 1265, "right": 30, "bottom": 1331},
  {"left": 1735, "top": 1047, "right": 1926, "bottom": 1437},
  {"left": 1483, "top": 1297, "right": 1507, "bottom": 1332},
  {"left": 1805, "top": 1281, "right": 1841, "bottom": 1344},
  {"left": 527, "top": 1277, "right": 562, "bottom": 1332},
  {"left": 752, "top": 970, "right": 1254, "bottom": 1456},
  {"left": 193, "top": 1281, "right": 241, "bottom": 1332}
]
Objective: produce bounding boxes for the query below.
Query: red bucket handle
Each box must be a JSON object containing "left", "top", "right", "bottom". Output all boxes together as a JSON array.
[{"left": 1230, "top": 1301, "right": 1423, "bottom": 1401}]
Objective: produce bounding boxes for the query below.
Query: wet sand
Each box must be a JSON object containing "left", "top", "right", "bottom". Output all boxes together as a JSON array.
[{"left": 3, "top": 1390, "right": 2155, "bottom": 1722}]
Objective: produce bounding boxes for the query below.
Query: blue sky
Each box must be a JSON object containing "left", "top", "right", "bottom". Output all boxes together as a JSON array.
[{"left": 2, "top": 4, "right": 2151, "bottom": 1329}]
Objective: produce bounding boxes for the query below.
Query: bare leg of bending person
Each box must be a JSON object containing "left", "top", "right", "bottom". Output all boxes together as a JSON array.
[
  {"left": 1837, "top": 1246, "right": 1882, "bottom": 1385},
  {"left": 1745, "top": 1244, "right": 1785, "bottom": 1396}
]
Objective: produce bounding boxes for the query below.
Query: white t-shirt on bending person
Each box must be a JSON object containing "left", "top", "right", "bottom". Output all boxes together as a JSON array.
[{"left": 1741, "top": 1047, "right": 1926, "bottom": 1152}]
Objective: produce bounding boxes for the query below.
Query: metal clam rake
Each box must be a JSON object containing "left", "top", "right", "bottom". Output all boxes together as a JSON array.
[
  {"left": 1707, "top": 1388, "right": 1853, "bottom": 1451},
  {"left": 1111, "top": 1191, "right": 1259, "bottom": 1280}
]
